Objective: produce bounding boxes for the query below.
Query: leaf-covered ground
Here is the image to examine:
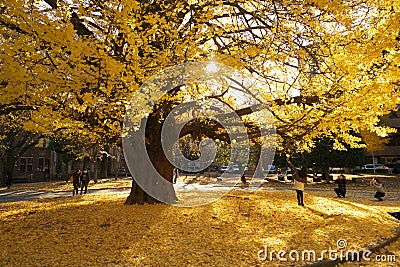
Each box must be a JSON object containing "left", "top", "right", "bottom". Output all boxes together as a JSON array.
[
  {"left": 0, "top": 188, "right": 399, "bottom": 266},
  {"left": 7, "top": 178, "right": 132, "bottom": 192}
]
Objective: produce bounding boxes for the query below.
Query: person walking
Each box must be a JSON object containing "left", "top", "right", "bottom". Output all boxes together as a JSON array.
[
  {"left": 370, "top": 178, "right": 385, "bottom": 201},
  {"left": 72, "top": 169, "right": 81, "bottom": 196},
  {"left": 334, "top": 174, "right": 347, "bottom": 198},
  {"left": 287, "top": 158, "right": 307, "bottom": 206},
  {"left": 80, "top": 170, "right": 90, "bottom": 195}
]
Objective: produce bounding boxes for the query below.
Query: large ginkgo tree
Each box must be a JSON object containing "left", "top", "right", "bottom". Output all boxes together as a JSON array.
[{"left": 1, "top": 0, "right": 399, "bottom": 203}]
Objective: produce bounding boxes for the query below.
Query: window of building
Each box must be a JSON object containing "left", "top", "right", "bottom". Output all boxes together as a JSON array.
[
  {"left": 19, "top": 158, "right": 26, "bottom": 172},
  {"left": 38, "top": 158, "right": 50, "bottom": 171},
  {"left": 19, "top": 157, "right": 33, "bottom": 172}
]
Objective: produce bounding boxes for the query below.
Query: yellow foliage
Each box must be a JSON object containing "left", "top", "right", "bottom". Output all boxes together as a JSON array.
[
  {"left": 0, "top": 0, "right": 400, "bottom": 153},
  {"left": 361, "top": 129, "right": 391, "bottom": 152}
]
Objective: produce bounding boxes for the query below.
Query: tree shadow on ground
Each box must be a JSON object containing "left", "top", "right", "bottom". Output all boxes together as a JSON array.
[{"left": 0, "top": 190, "right": 398, "bottom": 266}]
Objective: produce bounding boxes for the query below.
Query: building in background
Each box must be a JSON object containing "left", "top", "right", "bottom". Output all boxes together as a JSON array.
[
  {"left": 12, "top": 140, "right": 127, "bottom": 183},
  {"left": 12, "top": 139, "right": 56, "bottom": 183}
]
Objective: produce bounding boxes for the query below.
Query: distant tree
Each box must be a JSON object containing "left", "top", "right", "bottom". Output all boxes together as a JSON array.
[
  {"left": 0, "top": 113, "right": 41, "bottom": 186},
  {"left": 274, "top": 138, "right": 364, "bottom": 179},
  {"left": 48, "top": 139, "right": 77, "bottom": 177}
]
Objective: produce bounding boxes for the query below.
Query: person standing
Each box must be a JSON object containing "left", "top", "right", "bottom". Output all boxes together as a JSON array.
[
  {"left": 287, "top": 158, "right": 307, "bottom": 206},
  {"left": 370, "top": 178, "right": 385, "bottom": 201},
  {"left": 334, "top": 174, "right": 347, "bottom": 198},
  {"left": 80, "top": 170, "right": 90, "bottom": 195},
  {"left": 173, "top": 168, "right": 179, "bottom": 184},
  {"left": 72, "top": 169, "right": 81, "bottom": 196},
  {"left": 5, "top": 172, "right": 13, "bottom": 189},
  {"left": 241, "top": 173, "right": 247, "bottom": 184}
]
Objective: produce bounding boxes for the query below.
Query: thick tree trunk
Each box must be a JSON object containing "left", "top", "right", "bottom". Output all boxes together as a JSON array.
[
  {"left": 1, "top": 150, "right": 16, "bottom": 187},
  {"left": 65, "top": 161, "right": 70, "bottom": 181},
  {"left": 0, "top": 132, "right": 40, "bottom": 186},
  {"left": 124, "top": 129, "right": 178, "bottom": 205},
  {"left": 124, "top": 162, "right": 177, "bottom": 205},
  {"left": 83, "top": 156, "right": 90, "bottom": 170},
  {"left": 322, "top": 167, "right": 331, "bottom": 183},
  {"left": 125, "top": 104, "right": 178, "bottom": 205},
  {"left": 0, "top": 160, "right": 3, "bottom": 187},
  {"left": 93, "top": 161, "right": 98, "bottom": 183},
  {"left": 99, "top": 151, "right": 108, "bottom": 179},
  {"left": 125, "top": 180, "right": 157, "bottom": 204},
  {"left": 114, "top": 160, "right": 121, "bottom": 180},
  {"left": 124, "top": 158, "right": 176, "bottom": 205}
]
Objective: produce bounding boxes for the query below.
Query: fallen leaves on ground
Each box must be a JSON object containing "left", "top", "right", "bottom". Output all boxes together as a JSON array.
[
  {"left": 0, "top": 190, "right": 399, "bottom": 266},
  {"left": 5, "top": 178, "right": 132, "bottom": 192}
]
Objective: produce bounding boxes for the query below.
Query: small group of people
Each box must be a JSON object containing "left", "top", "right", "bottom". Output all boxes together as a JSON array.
[
  {"left": 334, "top": 175, "right": 385, "bottom": 201},
  {"left": 288, "top": 158, "right": 386, "bottom": 206},
  {"left": 71, "top": 169, "right": 90, "bottom": 196}
]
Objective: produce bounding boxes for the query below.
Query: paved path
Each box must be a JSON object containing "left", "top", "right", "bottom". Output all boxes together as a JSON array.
[
  {"left": 1, "top": 180, "right": 399, "bottom": 203},
  {"left": 0, "top": 180, "right": 287, "bottom": 203},
  {"left": 0, "top": 187, "right": 132, "bottom": 203}
]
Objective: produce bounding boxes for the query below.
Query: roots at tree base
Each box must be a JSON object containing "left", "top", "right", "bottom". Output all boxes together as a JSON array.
[{"left": 125, "top": 180, "right": 178, "bottom": 205}]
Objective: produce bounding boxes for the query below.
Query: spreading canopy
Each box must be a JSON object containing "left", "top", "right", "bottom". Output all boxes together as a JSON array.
[{"left": 1, "top": 0, "right": 399, "bottom": 154}]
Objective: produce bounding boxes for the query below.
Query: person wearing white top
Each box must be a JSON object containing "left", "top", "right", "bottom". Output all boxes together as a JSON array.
[
  {"left": 287, "top": 159, "right": 307, "bottom": 206},
  {"left": 370, "top": 178, "right": 385, "bottom": 201}
]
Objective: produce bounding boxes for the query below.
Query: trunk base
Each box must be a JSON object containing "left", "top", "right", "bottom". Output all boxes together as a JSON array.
[{"left": 124, "top": 180, "right": 178, "bottom": 205}]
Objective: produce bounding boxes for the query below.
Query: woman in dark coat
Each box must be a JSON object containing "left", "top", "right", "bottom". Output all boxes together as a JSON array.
[
  {"left": 72, "top": 169, "right": 81, "bottom": 196},
  {"left": 6, "top": 172, "right": 13, "bottom": 189},
  {"left": 80, "top": 170, "right": 90, "bottom": 195}
]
